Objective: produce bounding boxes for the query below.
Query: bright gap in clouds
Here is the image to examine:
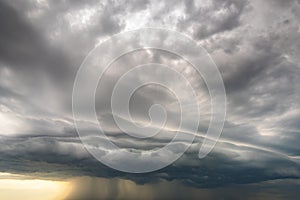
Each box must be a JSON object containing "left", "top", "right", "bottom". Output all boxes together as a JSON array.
[
  {"left": 0, "top": 111, "right": 25, "bottom": 135},
  {"left": 0, "top": 173, "right": 70, "bottom": 200}
]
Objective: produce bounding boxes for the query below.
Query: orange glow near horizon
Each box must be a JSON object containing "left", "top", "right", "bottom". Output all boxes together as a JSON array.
[{"left": 0, "top": 173, "right": 71, "bottom": 200}]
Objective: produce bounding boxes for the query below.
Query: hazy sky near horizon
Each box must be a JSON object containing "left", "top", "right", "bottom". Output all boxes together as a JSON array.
[{"left": 0, "top": 0, "right": 300, "bottom": 199}]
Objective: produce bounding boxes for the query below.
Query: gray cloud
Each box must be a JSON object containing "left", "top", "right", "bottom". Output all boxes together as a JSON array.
[
  {"left": 182, "top": 0, "right": 249, "bottom": 39},
  {"left": 64, "top": 177, "right": 300, "bottom": 200},
  {"left": 0, "top": 0, "right": 300, "bottom": 198}
]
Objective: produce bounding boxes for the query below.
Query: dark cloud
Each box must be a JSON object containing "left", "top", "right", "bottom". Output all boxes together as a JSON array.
[
  {"left": 0, "top": 1, "right": 72, "bottom": 82},
  {"left": 64, "top": 177, "right": 300, "bottom": 200},
  {"left": 0, "top": 131, "right": 299, "bottom": 189},
  {"left": 0, "top": 0, "right": 300, "bottom": 198}
]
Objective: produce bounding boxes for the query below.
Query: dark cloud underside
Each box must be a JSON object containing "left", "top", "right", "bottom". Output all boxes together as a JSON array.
[{"left": 0, "top": 0, "right": 300, "bottom": 198}]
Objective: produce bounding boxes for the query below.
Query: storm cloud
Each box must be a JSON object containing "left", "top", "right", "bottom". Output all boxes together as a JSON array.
[{"left": 0, "top": 0, "right": 300, "bottom": 199}]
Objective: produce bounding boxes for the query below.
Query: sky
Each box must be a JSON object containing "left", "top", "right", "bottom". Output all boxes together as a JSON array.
[{"left": 0, "top": 0, "right": 300, "bottom": 199}]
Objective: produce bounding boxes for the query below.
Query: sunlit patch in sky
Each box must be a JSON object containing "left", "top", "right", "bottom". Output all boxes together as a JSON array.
[{"left": 0, "top": 173, "right": 70, "bottom": 200}]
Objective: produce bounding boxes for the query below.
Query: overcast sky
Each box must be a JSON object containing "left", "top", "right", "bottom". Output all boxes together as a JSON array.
[{"left": 0, "top": 0, "right": 300, "bottom": 199}]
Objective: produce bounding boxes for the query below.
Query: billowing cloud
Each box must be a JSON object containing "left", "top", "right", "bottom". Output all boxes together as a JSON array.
[{"left": 0, "top": 0, "right": 300, "bottom": 197}]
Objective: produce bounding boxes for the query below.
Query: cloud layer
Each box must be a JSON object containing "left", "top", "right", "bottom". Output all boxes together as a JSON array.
[{"left": 0, "top": 0, "right": 300, "bottom": 193}]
